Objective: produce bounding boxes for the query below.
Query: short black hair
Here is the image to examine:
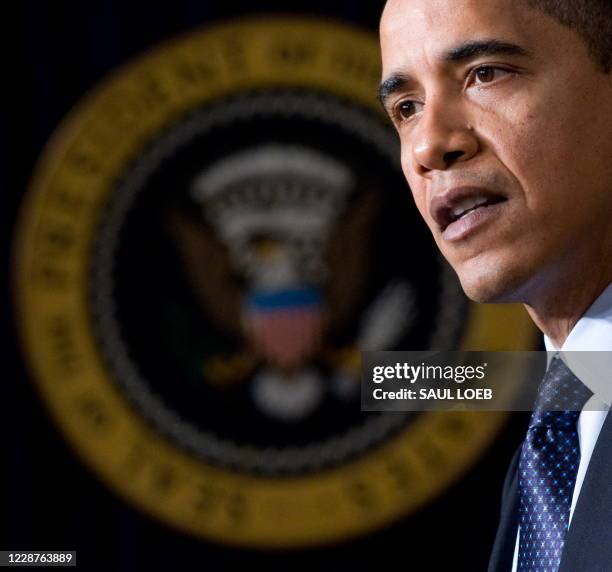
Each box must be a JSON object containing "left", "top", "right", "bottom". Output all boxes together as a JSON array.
[{"left": 526, "top": 0, "right": 612, "bottom": 72}]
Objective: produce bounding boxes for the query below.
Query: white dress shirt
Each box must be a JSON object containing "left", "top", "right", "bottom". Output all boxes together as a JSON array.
[{"left": 511, "top": 282, "right": 612, "bottom": 571}]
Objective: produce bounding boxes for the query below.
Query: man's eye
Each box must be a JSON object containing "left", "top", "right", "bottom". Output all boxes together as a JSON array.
[
  {"left": 472, "top": 66, "right": 510, "bottom": 85},
  {"left": 395, "top": 100, "right": 418, "bottom": 121}
]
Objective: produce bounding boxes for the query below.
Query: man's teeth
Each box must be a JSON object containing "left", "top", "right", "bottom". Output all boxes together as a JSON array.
[{"left": 451, "top": 196, "right": 490, "bottom": 219}]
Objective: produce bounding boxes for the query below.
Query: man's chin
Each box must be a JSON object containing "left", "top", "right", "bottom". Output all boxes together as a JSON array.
[{"left": 455, "top": 266, "right": 527, "bottom": 304}]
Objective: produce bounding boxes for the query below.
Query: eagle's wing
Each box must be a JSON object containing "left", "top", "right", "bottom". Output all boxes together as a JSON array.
[
  {"left": 324, "top": 190, "right": 382, "bottom": 336},
  {"left": 166, "top": 209, "right": 243, "bottom": 340}
]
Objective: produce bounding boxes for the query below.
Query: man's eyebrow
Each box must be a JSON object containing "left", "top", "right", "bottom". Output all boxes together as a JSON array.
[
  {"left": 378, "top": 73, "right": 412, "bottom": 108},
  {"left": 378, "top": 40, "right": 530, "bottom": 109},
  {"left": 443, "top": 39, "right": 530, "bottom": 63}
]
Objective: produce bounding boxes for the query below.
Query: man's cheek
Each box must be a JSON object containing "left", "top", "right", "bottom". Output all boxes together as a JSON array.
[
  {"left": 401, "top": 158, "right": 431, "bottom": 226},
  {"left": 407, "top": 184, "right": 431, "bottom": 226},
  {"left": 400, "top": 147, "right": 414, "bottom": 185}
]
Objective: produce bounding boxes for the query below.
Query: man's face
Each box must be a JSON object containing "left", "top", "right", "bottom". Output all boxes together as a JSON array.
[{"left": 380, "top": 0, "right": 612, "bottom": 303}]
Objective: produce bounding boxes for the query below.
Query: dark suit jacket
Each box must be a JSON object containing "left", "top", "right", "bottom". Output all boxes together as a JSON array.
[{"left": 488, "top": 412, "right": 612, "bottom": 572}]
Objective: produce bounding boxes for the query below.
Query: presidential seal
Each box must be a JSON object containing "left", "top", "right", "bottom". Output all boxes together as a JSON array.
[{"left": 13, "top": 17, "right": 537, "bottom": 547}]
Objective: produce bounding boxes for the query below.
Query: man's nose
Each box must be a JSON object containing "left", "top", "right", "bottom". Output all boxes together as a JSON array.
[{"left": 410, "top": 100, "right": 479, "bottom": 176}]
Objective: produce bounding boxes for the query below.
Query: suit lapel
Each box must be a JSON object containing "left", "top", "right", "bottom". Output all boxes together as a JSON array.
[
  {"left": 560, "top": 410, "right": 612, "bottom": 571},
  {"left": 488, "top": 447, "right": 521, "bottom": 572}
]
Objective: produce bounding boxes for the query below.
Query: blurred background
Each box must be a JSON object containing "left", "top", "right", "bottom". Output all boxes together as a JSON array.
[{"left": 5, "top": 1, "right": 537, "bottom": 570}]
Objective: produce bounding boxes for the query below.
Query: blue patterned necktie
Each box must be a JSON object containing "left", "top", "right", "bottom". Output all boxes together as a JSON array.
[{"left": 517, "top": 353, "right": 593, "bottom": 571}]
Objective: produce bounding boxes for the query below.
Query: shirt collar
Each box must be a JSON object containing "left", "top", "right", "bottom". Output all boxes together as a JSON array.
[
  {"left": 544, "top": 282, "right": 612, "bottom": 352},
  {"left": 544, "top": 282, "right": 612, "bottom": 408}
]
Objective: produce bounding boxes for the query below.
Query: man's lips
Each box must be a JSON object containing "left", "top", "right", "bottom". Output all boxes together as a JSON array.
[{"left": 429, "top": 186, "right": 508, "bottom": 233}]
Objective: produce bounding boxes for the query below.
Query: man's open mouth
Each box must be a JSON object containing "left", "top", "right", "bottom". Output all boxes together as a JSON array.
[{"left": 430, "top": 187, "right": 507, "bottom": 233}]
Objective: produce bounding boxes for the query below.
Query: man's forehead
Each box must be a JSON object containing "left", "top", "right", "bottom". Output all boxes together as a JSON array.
[{"left": 380, "top": 0, "right": 533, "bottom": 71}]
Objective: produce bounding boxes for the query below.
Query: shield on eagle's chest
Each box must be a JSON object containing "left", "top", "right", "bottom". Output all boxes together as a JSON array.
[{"left": 246, "top": 287, "right": 323, "bottom": 370}]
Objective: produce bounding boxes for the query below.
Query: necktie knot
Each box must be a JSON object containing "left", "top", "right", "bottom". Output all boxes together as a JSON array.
[{"left": 529, "top": 353, "right": 592, "bottom": 430}]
